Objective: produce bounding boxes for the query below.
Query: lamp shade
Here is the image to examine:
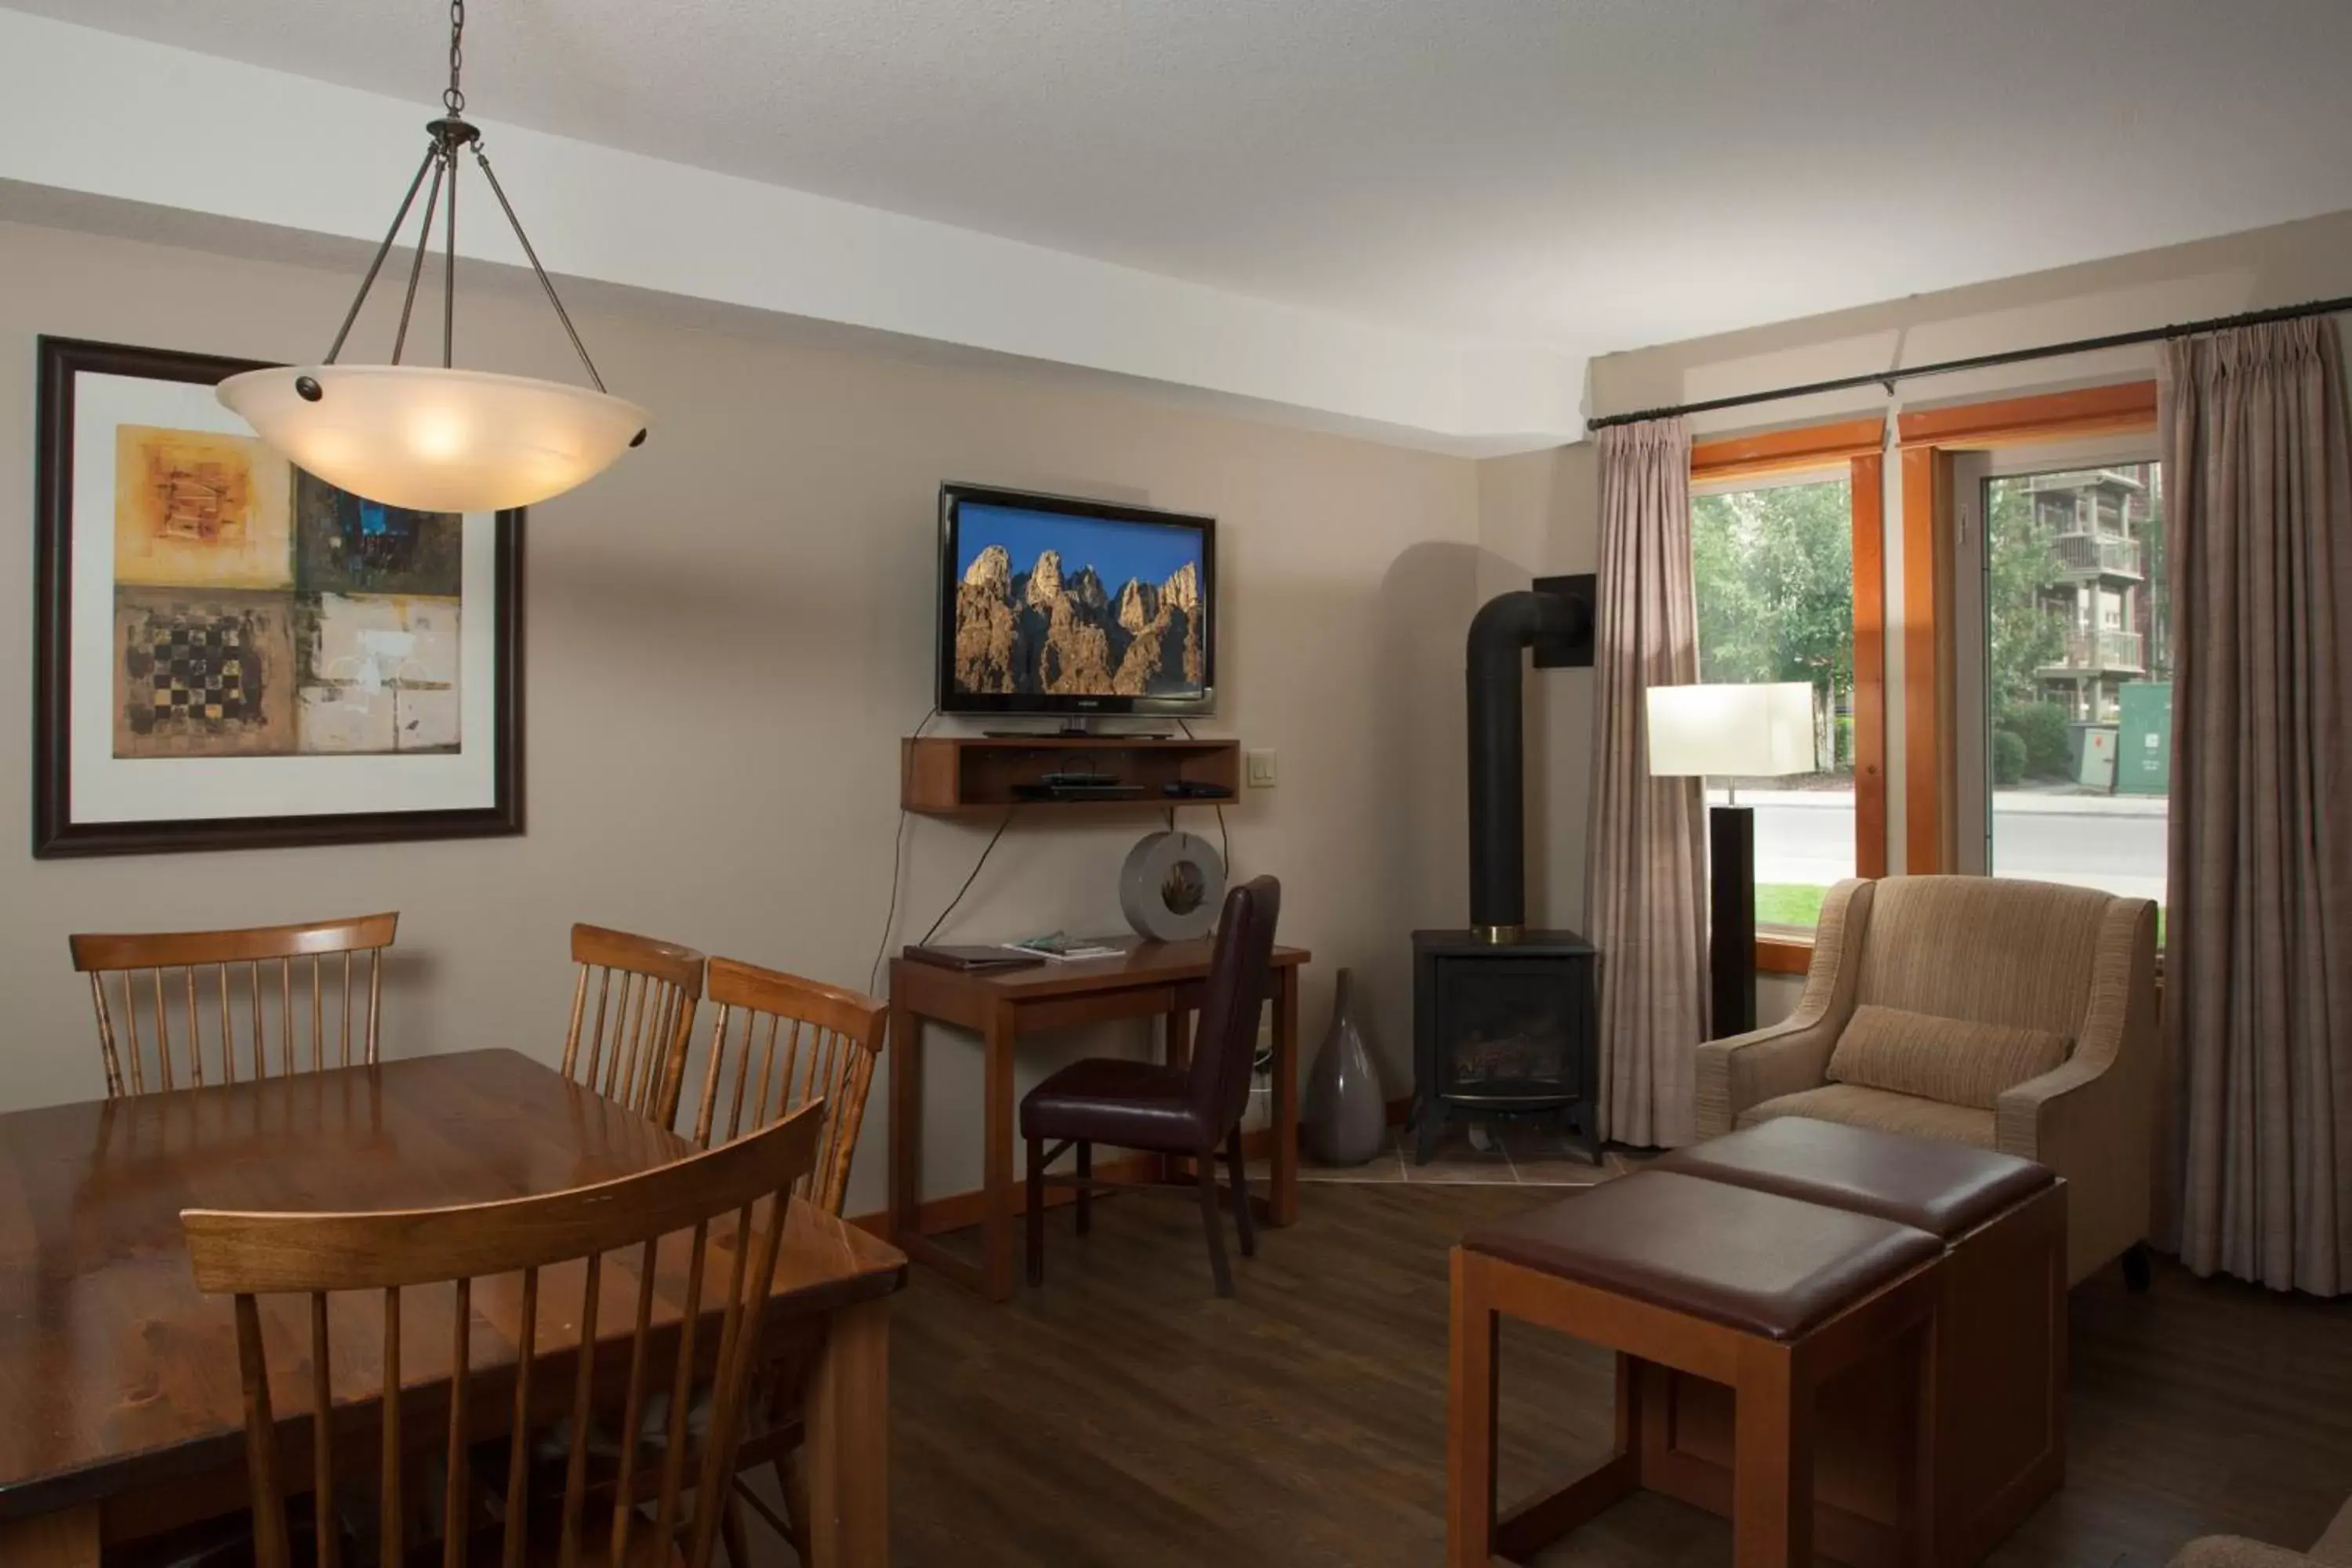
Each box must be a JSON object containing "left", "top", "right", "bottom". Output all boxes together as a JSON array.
[
  {"left": 216, "top": 365, "right": 647, "bottom": 514},
  {"left": 1646, "top": 682, "right": 1817, "bottom": 778}
]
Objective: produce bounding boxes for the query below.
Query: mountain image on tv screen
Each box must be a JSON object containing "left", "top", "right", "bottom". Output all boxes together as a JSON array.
[{"left": 951, "top": 504, "right": 1205, "bottom": 699}]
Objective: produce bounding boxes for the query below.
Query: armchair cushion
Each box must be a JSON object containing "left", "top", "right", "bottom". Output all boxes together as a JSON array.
[
  {"left": 1738, "top": 1083, "right": 1996, "bottom": 1149},
  {"left": 1825, "top": 1003, "right": 2072, "bottom": 1110},
  {"left": 1856, "top": 876, "right": 2118, "bottom": 1035}
]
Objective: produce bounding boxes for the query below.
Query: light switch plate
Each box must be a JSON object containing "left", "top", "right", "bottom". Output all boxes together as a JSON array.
[{"left": 1245, "top": 749, "right": 1278, "bottom": 788}]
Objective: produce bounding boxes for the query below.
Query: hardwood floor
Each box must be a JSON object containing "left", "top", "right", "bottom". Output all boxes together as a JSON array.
[{"left": 779, "top": 1183, "right": 2352, "bottom": 1566}]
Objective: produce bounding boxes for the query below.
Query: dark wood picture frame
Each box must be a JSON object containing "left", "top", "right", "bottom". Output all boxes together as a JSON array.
[{"left": 33, "top": 335, "right": 524, "bottom": 857}]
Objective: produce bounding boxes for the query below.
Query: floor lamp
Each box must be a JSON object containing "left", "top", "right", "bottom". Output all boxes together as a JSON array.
[{"left": 1645, "top": 682, "right": 1817, "bottom": 1038}]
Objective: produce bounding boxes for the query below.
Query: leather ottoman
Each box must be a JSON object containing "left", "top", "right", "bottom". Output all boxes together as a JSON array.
[
  {"left": 1450, "top": 1170, "right": 1943, "bottom": 1568},
  {"left": 1655, "top": 1116, "right": 2067, "bottom": 1568}
]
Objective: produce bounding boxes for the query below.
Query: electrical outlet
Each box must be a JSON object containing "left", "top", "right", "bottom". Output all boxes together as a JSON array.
[{"left": 1245, "top": 749, "right": 1278, "bottom": 788}]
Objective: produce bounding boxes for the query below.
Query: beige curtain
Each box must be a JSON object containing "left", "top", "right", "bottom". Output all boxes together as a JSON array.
[
  {"left": 2162, "top": 318, "right": 2352, "bottom": 1296},
  {"left": 1587, "top": 418, "right": 1709, "bottom": 1147}
]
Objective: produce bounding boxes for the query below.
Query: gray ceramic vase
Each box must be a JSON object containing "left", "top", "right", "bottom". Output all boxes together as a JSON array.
[{"left": 1303, "top": 968, "right": 1388, "bottom": 1167}]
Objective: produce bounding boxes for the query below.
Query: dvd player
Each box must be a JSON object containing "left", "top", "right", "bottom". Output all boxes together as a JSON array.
[{"left": 1012, "top": 781, "right": 1148, "bottom": 801}]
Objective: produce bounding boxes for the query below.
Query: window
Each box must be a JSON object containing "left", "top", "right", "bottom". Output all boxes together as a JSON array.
[
  {"left": 1690, "top": 473, "right": 1860, "bottom": 935},
  {"left": 1901, "top": 383, "right": 2170, "bottom": 922},
  {"left": 1965, "top": 454, "right": 2170, "bottom": 913}
]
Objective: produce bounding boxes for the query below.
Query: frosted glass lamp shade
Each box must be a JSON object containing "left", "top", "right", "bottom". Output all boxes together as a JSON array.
[
  {"left": 216, "top": 365, "right": 647, "bottom": 514},
  {"left": 1646, "top": 681, "right": 1817, "bottom": 778}
]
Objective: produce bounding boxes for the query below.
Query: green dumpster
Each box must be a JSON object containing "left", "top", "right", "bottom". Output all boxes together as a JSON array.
[{"left": 2116, "top": 681, "right": 2172, "bottom": 796}]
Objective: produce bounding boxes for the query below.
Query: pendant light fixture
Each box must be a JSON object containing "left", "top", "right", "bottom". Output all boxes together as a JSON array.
[{"left": 218, "top": 0, "right": 646, "bottom": 513}]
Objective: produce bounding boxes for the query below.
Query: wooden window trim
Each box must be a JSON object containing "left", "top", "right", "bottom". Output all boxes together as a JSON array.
[
  {"left": 1693, "top": 417, "right": 1886, "bottom": 483},
  {"left": 1896, "top": 380, "right": 2159, "bottom": 875},
  {"left": 1896, "top": 382, "right": 2157, "bottom": 451},
  {"left": 1693, "top": 423, "right": 1888, "bottom": 975}
]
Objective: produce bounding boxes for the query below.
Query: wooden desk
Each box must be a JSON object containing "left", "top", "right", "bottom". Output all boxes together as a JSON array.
[
  {"left": 0, "top": 1048, "right": 905, "bottom": 1568},
  {"left": 887, "top": 938, "right": 1311, "bottom": 1301}
]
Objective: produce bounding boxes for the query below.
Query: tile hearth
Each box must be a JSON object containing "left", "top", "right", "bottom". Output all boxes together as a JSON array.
[{"left": 1256, "top": 1124, "right": 1631, "bottom": 1189}]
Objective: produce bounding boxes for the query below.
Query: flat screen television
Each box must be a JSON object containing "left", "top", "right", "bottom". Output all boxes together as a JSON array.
[{"left": 936, "top": 482, "right": 1216, "bottom": 718}]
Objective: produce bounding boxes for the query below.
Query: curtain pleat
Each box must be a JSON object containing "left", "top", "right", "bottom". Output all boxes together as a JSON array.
[
  {"left": 1586, "top": 418, "right": 1708, "bottom": 1146},
  {"left": 2161, "top": 317, "right": 2352, "bottom": 1295}
]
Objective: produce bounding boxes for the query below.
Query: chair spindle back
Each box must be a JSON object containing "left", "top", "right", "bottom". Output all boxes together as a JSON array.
[
  {"left": 692, "top": 957, "right": 887, "bottom": 1214},
  {"left": 71, "top": 913, "right": 400, "bottom": 1098},
  {"left": 561, "top": 924, "right": 706, "bottom": 1124},
  {"left": 183, "top": 1098, "right": 826, "bottom": 1568}
]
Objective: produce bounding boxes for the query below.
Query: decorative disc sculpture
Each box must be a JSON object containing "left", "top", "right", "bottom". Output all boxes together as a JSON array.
[{"left": 1119, "top": 830, "right": 1226, "bottom": 942}]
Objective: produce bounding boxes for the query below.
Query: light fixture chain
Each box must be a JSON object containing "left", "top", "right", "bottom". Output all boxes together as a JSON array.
[{"left": 445, "top": 0, "right": 465, "bottom": 115}]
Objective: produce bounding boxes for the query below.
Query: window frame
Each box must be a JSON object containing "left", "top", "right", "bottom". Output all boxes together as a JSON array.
[
  {"left": 1893, "top": 382, "right": 2160, "bottom": 873},
  {"left": 1951, "top": 431, "right": 2166, "bottom": 873},
  {"left": 1689, "top": 418, "right": 1889, "bottom": 974}
]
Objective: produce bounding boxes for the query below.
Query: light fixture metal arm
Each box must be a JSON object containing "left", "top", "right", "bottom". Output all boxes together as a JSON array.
[
  {"left": 443, "top": 138, "right": 459, "bottom": 368},
  {"left": 323, "top": 143, "right": 441, "bottom": 365},
  {"left": 472, "top": 148, "right": 610, "bottom": 394},
  {"left": 389, "top": 149, "right": 447, "bottom": 366}
]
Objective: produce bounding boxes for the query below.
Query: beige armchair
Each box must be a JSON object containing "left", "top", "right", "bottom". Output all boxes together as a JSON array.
[
  {"left": 2171, "top": 1496, "right": 2352, "bottom": 1568},
  {"left": 1693, "top": 874, "right": 2159, "bottom": 1287}
]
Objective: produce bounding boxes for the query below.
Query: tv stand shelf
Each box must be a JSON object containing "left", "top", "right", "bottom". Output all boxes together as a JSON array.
[{"left": 901, "top": 735, "right": 1240, "bottom": 815}]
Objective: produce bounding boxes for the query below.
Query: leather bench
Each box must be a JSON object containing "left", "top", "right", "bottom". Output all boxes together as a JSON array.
[
  {"left": 1449, "top": 1169, "right": 1944, "bottom": 1568},
  {"left": 1654, "top": 1117, "right": 2067, "bottom": 1568}
]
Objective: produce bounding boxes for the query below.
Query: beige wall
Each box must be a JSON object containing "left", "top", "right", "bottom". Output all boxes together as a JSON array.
[{"left": 0, "top": 215, "right": 1486, "bottom": 1217}]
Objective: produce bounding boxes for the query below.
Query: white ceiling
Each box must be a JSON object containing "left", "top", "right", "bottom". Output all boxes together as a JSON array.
[{"left": 18, "top": 0, "right": 2352, "bottom": 364}]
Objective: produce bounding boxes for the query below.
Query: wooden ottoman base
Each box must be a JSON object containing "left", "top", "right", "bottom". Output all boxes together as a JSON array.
[
  {"left": 1640, "top": 1178, "right": 2067, "bottom": 1568},
  {"left": 1449, "top": 1199, "right": 1941, "bottom": 1568}
]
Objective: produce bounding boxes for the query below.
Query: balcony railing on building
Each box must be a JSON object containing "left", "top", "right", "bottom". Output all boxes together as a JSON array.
[
  {"left": 2041, "top": 629, "right": 2145, "bottom": 675},
  {"left": 2049, "top": 531, "right": 2143, "bottom": 579}
]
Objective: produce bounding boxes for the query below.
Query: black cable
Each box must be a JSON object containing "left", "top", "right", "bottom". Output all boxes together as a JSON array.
[
  {"left": 866, "top": 708, "right": 937, "bottom": 993},
  {"left": 919, "top": 811, "right": 1016, "bottom": 947}
]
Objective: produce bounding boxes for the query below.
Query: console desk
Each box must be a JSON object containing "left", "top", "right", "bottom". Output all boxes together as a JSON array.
[{"left": 887, "top": 938, "right": 1311, "bottom": 1301}]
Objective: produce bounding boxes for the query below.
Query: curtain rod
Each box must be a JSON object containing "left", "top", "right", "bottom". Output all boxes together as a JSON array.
[{"left": 1584, "top": 292, "right": 2352, "bottom": 432}]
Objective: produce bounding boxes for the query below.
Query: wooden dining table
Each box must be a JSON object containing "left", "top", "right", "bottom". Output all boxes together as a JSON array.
[{"left": 0, "top": 1047, "right": 906, "bottom": 1567}]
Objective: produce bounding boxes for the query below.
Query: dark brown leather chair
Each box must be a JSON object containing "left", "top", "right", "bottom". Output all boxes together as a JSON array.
[{"left": 1021, "top": 876, "right": 1281, "bottom": 1297}]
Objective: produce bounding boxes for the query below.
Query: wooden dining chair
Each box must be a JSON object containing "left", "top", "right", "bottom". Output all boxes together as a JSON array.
[
  {"left": 181, "top": 1098, "right": 827, "bottom": 1568},
  {"left": 689, "top": 957, "right": 887, "bottom": 1209},
  {"left": 71, "top": 913, "right": 400, "bottom": 1098},
  {"left": 689, "top": 956, "right": 887, "bottom": 1563},
  {"left": 562, "top": 924, "right": 708, "bottom": 1125}
]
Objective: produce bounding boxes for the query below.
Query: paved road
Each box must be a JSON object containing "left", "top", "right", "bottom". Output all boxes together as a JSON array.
[{"left": 1742, "top": 794, "right": 2169, "bottom": 902}]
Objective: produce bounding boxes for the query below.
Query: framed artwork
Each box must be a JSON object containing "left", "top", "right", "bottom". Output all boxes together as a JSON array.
[{"left": 33, "top": 336, "right": 524, "bottom": 856}]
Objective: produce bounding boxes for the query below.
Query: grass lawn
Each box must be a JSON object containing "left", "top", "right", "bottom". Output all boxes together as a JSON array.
[
  {"left": 1753, "top": 880, "right": 2165, "bottom": 943},
  {"left": 1755, "top": 883, "right": 1827, "bottom": 930}
]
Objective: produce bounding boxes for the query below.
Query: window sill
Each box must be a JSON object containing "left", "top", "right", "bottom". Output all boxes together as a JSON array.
[{"left": 1756, "top": 935, "right": 1815, "bottom": 975}]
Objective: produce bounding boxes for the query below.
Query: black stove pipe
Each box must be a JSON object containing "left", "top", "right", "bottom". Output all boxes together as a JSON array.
[{"left": 1467, "top": 589, "right": 1588, "bottom": 942}]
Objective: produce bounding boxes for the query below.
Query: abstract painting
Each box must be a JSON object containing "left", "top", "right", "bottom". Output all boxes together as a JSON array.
[
  {"left": 113, "top": 425, "right": 294, "bottom": 590},
  {"left": 293, "top": 468, "right": 464, "bottom": 596},
  {"left": 34, "top": 336, "right": 522, "bottom": 856},
  {"left": 295, "top": 593, "right": 462, "bottom": 754},
  {"left": 113, "top": 587, "right": 297, "bottom": 757}
]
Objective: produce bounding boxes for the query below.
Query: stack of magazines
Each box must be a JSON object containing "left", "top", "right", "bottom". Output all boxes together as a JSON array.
[{"left": 1000, "top": 932, "right": 1127, "bottom": 962}]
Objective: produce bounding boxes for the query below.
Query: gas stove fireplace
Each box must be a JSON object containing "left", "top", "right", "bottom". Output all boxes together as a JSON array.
[{"left": 1408, "top": 585, "right": 1599, "bottom": 1164}]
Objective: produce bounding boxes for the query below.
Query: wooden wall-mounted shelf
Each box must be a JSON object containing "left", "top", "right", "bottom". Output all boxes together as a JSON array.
[{"left": 901, "top": 735, "right": 1240, "bottom": 816}]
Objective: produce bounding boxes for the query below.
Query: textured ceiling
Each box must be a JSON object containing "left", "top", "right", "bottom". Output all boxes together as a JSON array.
[{"left": 20, "top": 0, "right": 2352, "bottom": 358}]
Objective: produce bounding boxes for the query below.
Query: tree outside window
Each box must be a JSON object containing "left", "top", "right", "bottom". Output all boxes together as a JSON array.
[{"left": 1690, "top": 477, "right": 1856, "bottom": 931}]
